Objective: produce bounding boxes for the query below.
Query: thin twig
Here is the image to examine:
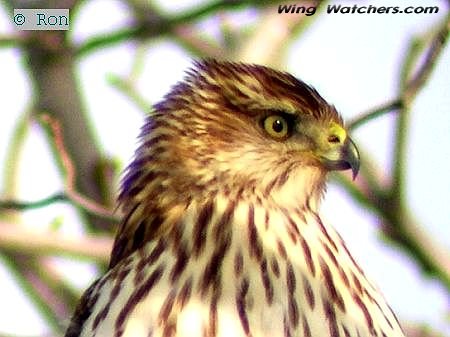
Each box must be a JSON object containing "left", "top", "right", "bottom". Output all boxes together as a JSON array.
[
  {"left": 349, "top": 14, "right": 449, "bottom": 131},
  {"left": 348, "top": 99, "right": 402, "bottom": 131},
  {"left": 0, "top": 193, "right": 120, "bottom": 222},
  {"left": 385, "top": 13, "right": 450, "bottom": 289},
  {"left": 392, "top": 13, "right": 449, "bottom": 197},
  {"left": 67, "top": 189, "right": 119, "bottom": 222},
  {"left": 0, "top": 193, "right": 67, "bottom": 210},
  {"left": 76, "top": 0, "right": 284, "bottom": 57},
  {"left": 338, "top": 14, "right": 450, "bottom": 291},
  {"left": 402, "top": 14, "right": 450, "bottom": 103},
  {"left": 39, "top": 114, "right": 76, "bottom": 189},
  {"left": 37, "top": 114, "right": 118, "bottom": 222}
]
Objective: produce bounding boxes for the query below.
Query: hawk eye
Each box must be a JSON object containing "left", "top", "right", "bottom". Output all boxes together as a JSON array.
[{"left": 263, "top": 115, "right": 289, "bottom": 139}]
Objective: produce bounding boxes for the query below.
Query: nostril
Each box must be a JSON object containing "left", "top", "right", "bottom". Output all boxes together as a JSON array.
[{"left": 328, "top": 135, "right": 340, "bottom": 144}]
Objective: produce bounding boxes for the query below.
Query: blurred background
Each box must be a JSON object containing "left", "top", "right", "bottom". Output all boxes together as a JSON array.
[{"left": 0, "top": 0, "right": 449, "bottom": 336}]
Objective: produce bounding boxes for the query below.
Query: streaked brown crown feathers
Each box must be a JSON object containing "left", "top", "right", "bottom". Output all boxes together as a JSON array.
[{"left": 111, "top": 59, "right": 343, "bottom": 268}]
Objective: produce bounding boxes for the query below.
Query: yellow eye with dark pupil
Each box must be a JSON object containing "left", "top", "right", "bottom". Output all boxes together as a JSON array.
[{"left": 263, "top": 115, "right": 289, "bottom": 139}]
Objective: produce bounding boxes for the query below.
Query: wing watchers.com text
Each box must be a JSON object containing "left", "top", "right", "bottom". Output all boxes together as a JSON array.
[{"left": 278, "top": 4, "right": 439, "bottom": 16}]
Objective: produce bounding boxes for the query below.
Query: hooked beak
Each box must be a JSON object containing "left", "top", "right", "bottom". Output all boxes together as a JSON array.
[{"left": 320, "top": 137, "right": 360, "bottom": 179}]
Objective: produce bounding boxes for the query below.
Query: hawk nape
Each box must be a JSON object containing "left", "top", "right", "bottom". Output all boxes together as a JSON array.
[{"left": 66, "top": 60, "right": 404, "bottom": 337}]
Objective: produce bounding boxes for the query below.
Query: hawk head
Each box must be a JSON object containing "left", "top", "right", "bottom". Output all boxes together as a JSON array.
[{"left": 111, "top": 60, "right": 359, "bottom": 267}]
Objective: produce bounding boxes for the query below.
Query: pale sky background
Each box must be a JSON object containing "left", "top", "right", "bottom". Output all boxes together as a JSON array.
[{"left": 0, "top": 0, "right": 449, "bottom": 336}]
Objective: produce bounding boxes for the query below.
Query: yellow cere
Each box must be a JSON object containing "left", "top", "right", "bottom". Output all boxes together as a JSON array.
[{"left": 328, "top": 122, "right": 347, "bottom": 143}]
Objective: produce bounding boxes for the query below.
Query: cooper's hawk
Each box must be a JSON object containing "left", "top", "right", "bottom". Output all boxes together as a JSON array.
[{"left": 66, "top": 60, "right": 405, "bottom": 337}]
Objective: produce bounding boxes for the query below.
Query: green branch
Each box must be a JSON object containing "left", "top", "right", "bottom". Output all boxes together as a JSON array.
[
  {"left": 348, "top": 99, "right": 402, "bottom": 131},
  {"left": 338, "top": 14, "right": 450, "bottom": 292},
  {"left": 76, "top": 0, "right": 283, "bottom": 56}
]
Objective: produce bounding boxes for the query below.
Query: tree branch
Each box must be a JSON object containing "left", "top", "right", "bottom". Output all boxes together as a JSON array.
[
  {"left": 0, "top": 221, "right": 112, "bottom": 262},
  {"left": 337, "top": 13, "right": 450, "bottom": 291},
  {"left": 348, "top": 99, "right": 402, "bottom": 131},
  {"left": 76, "top": 0, "right": 284, "bottom": 56},
  {"left": 0, "top": 192, "right": 120, "bottom": 222}
]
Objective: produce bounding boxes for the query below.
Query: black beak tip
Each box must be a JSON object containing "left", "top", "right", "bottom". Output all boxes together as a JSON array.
[
  {"left": 345, "top": 138, "right": 360, "bottom": 180},
  {"left": 351, "top": 165, "right": 359, "bottom": 180}
]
